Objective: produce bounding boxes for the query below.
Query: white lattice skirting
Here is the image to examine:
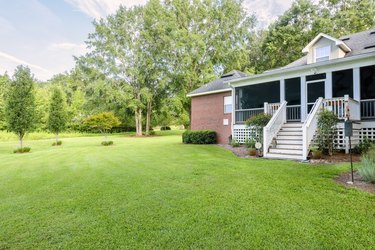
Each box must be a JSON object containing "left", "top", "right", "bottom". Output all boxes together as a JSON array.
[{"left": 233, "top": 121, "right": 375, "bottom": 149}]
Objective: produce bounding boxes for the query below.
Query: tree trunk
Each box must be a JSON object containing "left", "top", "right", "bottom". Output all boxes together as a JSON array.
[
  {"left": 135, "top": 108, "right": 143, "bottom": 137},
  {"left": 56, "top": 131, "right": 59, "bottom": 144},
  {"left": 19, "top": 135, "right": 23, "bottom": 149},
  {"left": 146, "top": 100, "right": 152, "bottom": 136}
]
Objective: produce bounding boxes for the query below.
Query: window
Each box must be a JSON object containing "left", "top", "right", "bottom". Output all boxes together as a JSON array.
[
  {"left": 315, "top": 46, "right": 330, "bottom": 62},
  {"left": 224, "top": 96, "right": 232, "bottom": 113},
  {"left": 332, "top": 69, "right": 353, "bottom": 98}
]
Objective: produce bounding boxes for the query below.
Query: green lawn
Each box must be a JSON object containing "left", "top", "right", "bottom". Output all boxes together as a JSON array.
[{"left": 0, "top": 134, "right": 374, "bottom": 249}]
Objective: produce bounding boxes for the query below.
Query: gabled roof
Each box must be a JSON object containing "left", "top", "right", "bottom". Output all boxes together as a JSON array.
[
  {"left": 272, "top": 27, "right": 375, "bottom": 72},
  {"left": 302, "top": 33, "right": 352, "bottom": 53},
  {"left": 187, "top": 70, "right": 248, "bottom": 97}
]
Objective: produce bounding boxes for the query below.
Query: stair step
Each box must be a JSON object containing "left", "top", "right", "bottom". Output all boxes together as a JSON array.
[
  {"left": 277, "top": 135, "right": 302, "bottom": 140},
  {"left": 269, "top": 148, "right": 302, "bottom": 155},
  {"left": 276, "top": 139, "right": 302, "bottom": 145},
  {"left": 280, "top": 127, "right": 303, "bottom": 131},
  {"left": 282, "top": 123, "right": 303, "bottom": 128},
  {"left": 265, "top": 153, "right": 304, "bottom": 160},
  {"left": 278, "top": 131, "right": 303, "bottom": 136},
  {"left": 273, "top": 144, "right": 303, "bottom": 150}
]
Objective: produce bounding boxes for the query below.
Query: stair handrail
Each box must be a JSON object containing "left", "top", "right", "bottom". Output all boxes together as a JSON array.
[
  {"left": 302, "top": 97, "right": 324, "bottom": 159},
  {"left": 263, "top": 101, "right": 287, "bottom": 157}
]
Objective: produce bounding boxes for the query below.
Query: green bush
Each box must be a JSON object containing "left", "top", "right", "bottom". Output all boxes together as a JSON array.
[
  {"left": 353, "top": 138, "right": 374, "bottom": 154},
  {"left": 13, "top": 147, "right": 31, "bottom": 154},
  {"left": 101, "top": 141, "right": 114, "bottom": 146},
  {"left": 359, "top": 147, "right": 375, "bottom": 183},
  {"left": 245, "top": 113, "right": 272, "bottom": 143},
  {"left": 161, "top": 126, "right": 171, "bottom": 131},
  {"left": 316, "top": 110, "right": 339, "bottom": 155},
  {"left": 182, "top": 130, "right": 216, "bottom": 144},
  {"left": 230, "top": 139, "right": 240, "bottom": 147},
  {"left": 52, "top": 141, "right": 62, "bottom": 146},
  {"left": 244, "top": 138, "right": 256, "bottom": 148}
]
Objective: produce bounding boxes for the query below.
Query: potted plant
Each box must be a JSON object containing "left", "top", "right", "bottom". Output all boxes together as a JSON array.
[{"left": 310, "top": 146, "right": 322, "bottom": 159}]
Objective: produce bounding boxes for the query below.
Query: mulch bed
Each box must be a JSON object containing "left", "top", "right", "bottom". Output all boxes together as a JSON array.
[
  {"left": 309, "top": 152, "right": 361, "bottom": 164},
  {"left": 335, "top": 171, "right": 375, "bottom": 194},
  {"left": 217, "top": 144, "right": 256, "bottom": 158}
]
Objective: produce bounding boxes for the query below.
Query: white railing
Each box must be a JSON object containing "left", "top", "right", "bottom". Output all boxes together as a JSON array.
[
  {"left": 287, "top": 105, "right": 301, "bottom": 121},
  {"left": 235, "top": 108, "right": 264, "bottom": 123},
  {"left": 323, "top": 95, "right": 360, "bottom": 120},
  {"left": 265, "top": 102, "right": 281, "bottom": 116},
  {"left": 360, "top": 99, "right": 375, "bottom": 119},
  {"left": 302, "top": 97, "right": 324, "bottom": 159},
  {"left": 263, "top": 101, "right": 287, "bottom": 157}
]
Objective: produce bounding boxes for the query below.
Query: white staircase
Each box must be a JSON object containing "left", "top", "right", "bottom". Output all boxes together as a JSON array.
[{"left": 265, "top": 122, "right": 304, "bottom": 160}]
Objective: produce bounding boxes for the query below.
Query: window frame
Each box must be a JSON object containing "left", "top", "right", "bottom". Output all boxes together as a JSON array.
[
  {"left": 224, "top": 96, "right": 232, "bottom": 114},
  {"left": 315, "top": 45, "right": 331, "bottom": 63}
]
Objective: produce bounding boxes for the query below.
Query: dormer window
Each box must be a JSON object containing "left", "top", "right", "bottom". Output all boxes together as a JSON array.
[{"left": 315, "top": 45, "right": 330, "bottom": 62}]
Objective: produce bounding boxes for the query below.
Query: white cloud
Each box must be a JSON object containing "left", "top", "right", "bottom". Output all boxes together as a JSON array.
[
  {"left": 244, "top": 0, "right": 294, "bottom": 28},
  {"left": 0, "top": 51, "right": 53, "bottom": 81},
  {"left": 65, "top": 0, "right": 147, "bottom": 19},
  {"left": 50, "top": 42, "right": 88, "bottom": 53}
]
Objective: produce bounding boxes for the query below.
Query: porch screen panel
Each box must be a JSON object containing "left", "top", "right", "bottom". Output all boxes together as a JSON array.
[
  {"left": 307, "top": 81, "right": 325, "bottom": 103},
  {"left": 360, "top": 65, "right": 375, "bottom": 100},
  {"left": 332, "top": 69, "right": 353, "bottom": 98},
  {"left": 285, "top": 77, "right": 301, "bottom": 105},
  {"left": 360, "top": 65, "right": 375, "bottom": 119},
  {"left": 236, "top": 81, "right": 280, "bottom": 109}
]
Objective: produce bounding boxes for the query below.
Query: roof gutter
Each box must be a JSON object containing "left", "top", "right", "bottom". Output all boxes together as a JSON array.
[
  {"left": 227, "top": 51, "right": 375, "bottom": 86},
  {"left": 186, "top": 88, "right": 232, "bottom": 97}
]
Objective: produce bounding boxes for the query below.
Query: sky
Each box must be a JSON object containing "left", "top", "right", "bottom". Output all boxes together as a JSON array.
[{"left": 0, "top": 0, "right": 294, "bottom": 81}]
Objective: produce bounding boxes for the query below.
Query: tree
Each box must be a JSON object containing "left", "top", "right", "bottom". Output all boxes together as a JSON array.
[
  {"left": 0, "top": 74, "right": 10, "bottom": 130},
  {"left": 5, "top": 66, "right": 36, "bottom": 149},
  {"left": 47, "top": 87, "right": 68, "bottom": 144},
  {"left": 254, "top": 0, "right": 375, "bottom": 72},
  {"left": 84, "top": 112, "right": 121, "bottom": 142},
  {"left": 78, "top": 6, "right": 146, "bottom": 136}
]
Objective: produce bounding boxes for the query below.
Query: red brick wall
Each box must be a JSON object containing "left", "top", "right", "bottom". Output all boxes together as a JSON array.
[{"left": 191, "top": 91, "right": 232, "bottom": 144}]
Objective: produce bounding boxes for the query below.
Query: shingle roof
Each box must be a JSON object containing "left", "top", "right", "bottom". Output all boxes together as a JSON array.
[
  {"left": 187, "top": 70, "right": 248, "bottom": 96},
  {"left": 270, "top": 27, "right": 375, "bottom": 72}
]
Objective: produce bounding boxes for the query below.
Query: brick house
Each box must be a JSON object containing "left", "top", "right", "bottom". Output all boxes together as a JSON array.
[
  {"left": 188, "top": 28, "right": 375, "bottom": 160},
  {"left": 187, "top": 70, "right": 248, "bottom": 144}
]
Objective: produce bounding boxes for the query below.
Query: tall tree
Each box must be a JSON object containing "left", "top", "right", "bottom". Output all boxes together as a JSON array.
[
  {"left": 0, "top": 74, "right": 10, "bottom": 130},
  {"left": 5, "top": 66, "right": 36, "bottom": 148},
  {"left": 47, "top": 87, "right": 68, "bottom": 144},
  {"left": 157, "top": 0, "right": 256, "bottom": 124},
  {"left": 78, "top": 6, "right": 146, "bottom": 136}
]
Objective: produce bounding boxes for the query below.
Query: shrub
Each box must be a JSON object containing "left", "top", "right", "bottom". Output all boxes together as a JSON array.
[
  {"left": 161, "top": 126, "right": 171, "bottom": 131},
  {"left": 230, "top": 139, "right": 240, "bottom": 147},
  {"left": 359, "top": 147, "right": 375, "bottom": 183},
  {"left": 182, "top": 130, "right": 216, "bottom": 144},
  {"left": 244, "top": 138, "right": 256, "bottom": 148},
  {"left": 353, "top": 138, "right": 374, "bottom": 154},
  {"left": 310, "top": 146, "right": 322, "bottom": 159},
  {"left": 13, "top": 147, "right": 31, "bottom": 153},
  {"left": 316, "top": 110, "right": 339, "bottom": 155},
  {"left": 101, "top": 141, "right": 114, "bottom": 146},
  {"left": 245, "top": 113, "right": 272, "bottom": 143},
  {"left": 52, "top": 141, "right": 62, "bottom": 146}
]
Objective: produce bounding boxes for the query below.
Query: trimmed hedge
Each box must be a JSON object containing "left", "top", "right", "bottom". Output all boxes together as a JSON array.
[
  {"left": 13, "top": 147, "right": 31, "bottom": 154},
  {"left": 182, "top": 130, "right": 216, "bottom": 144}
]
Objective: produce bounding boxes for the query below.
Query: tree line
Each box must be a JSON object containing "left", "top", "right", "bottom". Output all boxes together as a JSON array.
[{"left": 0, "top": 0, "right": 374, "bottom": 138}]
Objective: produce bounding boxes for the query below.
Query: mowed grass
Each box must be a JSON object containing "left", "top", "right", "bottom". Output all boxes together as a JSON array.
[{"left": 0, "top": 134, "right": 374, "bottom": 249}]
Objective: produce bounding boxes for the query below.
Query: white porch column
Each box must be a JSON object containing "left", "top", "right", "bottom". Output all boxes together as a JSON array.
[
  {"left": 280, "top": 78, "right": 285, "bottom": 102},
  {"left": 301, "top": 76, "right": 307, "bottom": 121},
  {"left": 232, "top": 87, "right": 236, "bottom": 126},
  {"left": 353, "top": 67, "right": 360, "bottom": 101},
  {"left": 325, "top": 71, "right": 332, "bottom": 99}
]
